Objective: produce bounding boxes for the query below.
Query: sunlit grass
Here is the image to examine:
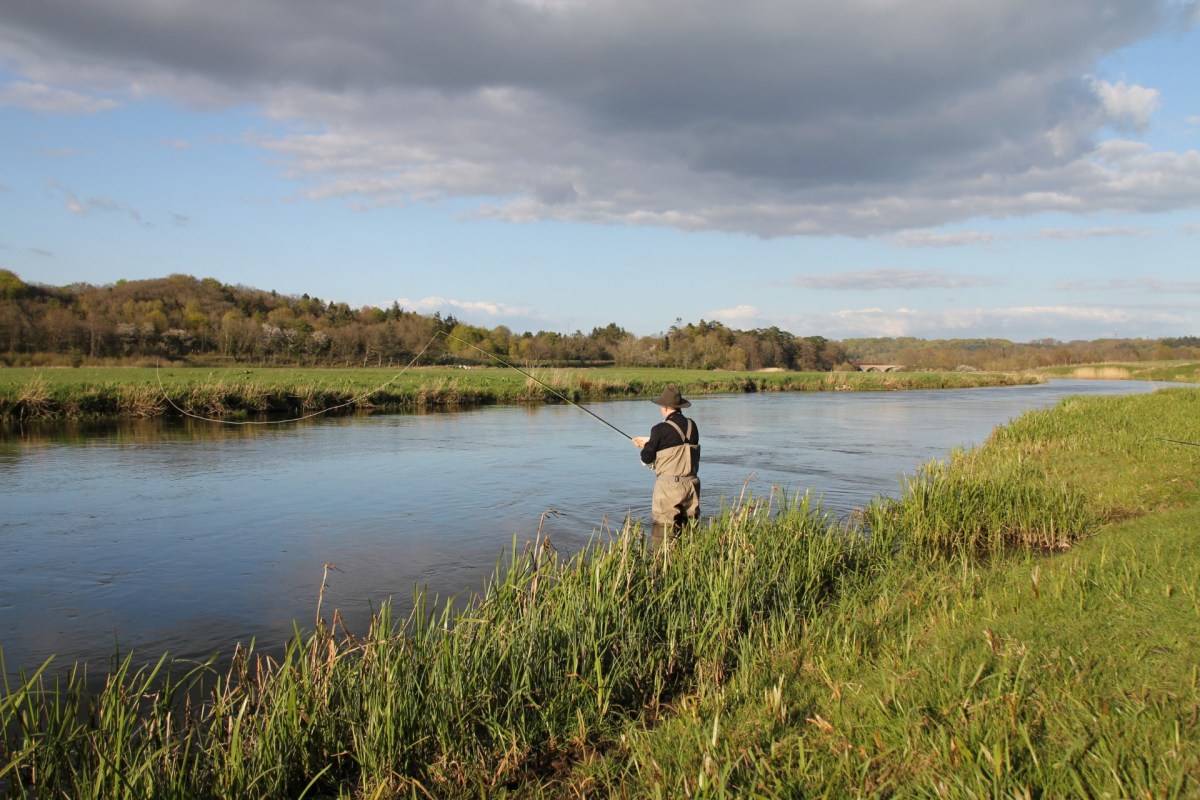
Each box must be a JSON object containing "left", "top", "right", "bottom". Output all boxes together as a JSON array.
[{"left": 1037, "top": 360, "right": 1200, "bottom": 384}]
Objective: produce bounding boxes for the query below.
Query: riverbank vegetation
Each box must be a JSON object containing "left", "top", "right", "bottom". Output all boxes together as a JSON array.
[
  {"left": 0, "top": 364, "right": 1041, "bottom": 421},
  {"left": 4, "top": 271, "right": 1199, "bottom": 373},
  {"left": 1036, "top": 360, "right": 1200, "bottom": 385},
  {"left": 3, "top": 385, "right": 1197, "bottom": 797}
]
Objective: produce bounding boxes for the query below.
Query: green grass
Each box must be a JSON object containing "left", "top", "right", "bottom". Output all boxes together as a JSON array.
[
  {"left": 3, "top": 388, "right": 1197, "bottom": 798},
  {"left": 0, "top": 365, "right": 1041, "bottom": 421},
  {"left": 588, "top": 503, "right": 1200, "bottom": 798},
  {"left": 1037, "top": 360, "right": 1200, "bottom": 384}
]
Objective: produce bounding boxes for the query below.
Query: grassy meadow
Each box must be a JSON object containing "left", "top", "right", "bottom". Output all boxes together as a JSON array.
[
  {"left": 0, "top": 364, "right": 1041, "bottom": 421},
  {"left": 1037, "top": 359, "right": 1200, "bottom": 384},
  {"left": 2, "top": 381, "right": 1198, "bottom": 797}
]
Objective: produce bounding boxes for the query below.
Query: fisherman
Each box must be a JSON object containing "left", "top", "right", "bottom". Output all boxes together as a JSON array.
[{"left": 631, "top": 385, "right": 700, "bottom": 549}]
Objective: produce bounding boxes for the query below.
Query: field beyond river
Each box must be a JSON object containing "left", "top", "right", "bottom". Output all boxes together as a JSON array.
[
  {"left": 0, "top": 364, "right": 1040, "bottom": 421},
  {"left": 2, "top": 380, "right": 1198, "bottom": 796}
]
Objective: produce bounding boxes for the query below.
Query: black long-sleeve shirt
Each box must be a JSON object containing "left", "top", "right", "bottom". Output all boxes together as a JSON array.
[{"left": 640, "top": 411, "right": 700, "bottom": 475}]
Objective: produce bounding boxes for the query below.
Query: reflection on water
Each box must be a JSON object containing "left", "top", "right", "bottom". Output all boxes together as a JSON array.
[{"left": 0, "top": 379, "right": 1160, "bottom": 675}]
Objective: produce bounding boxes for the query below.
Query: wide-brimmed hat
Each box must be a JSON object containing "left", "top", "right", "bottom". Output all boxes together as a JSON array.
[{"left": 652, "top": 385, "right": 691, "bottom": 409}]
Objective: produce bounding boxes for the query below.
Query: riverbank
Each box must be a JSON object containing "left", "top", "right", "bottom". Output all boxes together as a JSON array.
[
  {"left": 2, "top": 387, "right": 1196, "bottom": 796},
  {"left": 0, "top": 364, "right": 1042, "bottom": 421}
]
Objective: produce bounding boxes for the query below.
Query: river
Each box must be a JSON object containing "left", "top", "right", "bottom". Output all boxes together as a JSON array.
[{"left": 0, "top": 379, "right": 1158, "bottom": 676}]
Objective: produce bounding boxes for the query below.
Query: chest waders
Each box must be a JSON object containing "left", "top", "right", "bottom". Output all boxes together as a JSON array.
[{"left": 650, "top": 418, "right": 700, "bottom": 549}]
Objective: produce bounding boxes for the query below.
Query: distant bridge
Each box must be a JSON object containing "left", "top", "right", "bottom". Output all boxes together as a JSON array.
[{"left": 855, "top": 363, "right": 906, "bottom": 372}]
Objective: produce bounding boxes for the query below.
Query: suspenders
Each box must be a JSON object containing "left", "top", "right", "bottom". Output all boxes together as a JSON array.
[
  {"left": 664, "top": 418, "right": 693, "bottom": 444},
  {"left": 662, "top": 418, "right": 699, "bottom": 477}
]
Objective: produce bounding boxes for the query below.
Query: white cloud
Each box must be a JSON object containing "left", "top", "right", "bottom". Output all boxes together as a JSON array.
[
  {"left": 708, "top": 305, "right": 760, "bottom": 325},
  {"left": 1056, "top": 277, "right": 1200, "bottom": 293},
  {"left": 395, "top": 296, "right": 535, "bottom": 320},
  {"left": 1092, "top": 79, "right": 1160, "bottom": 133},
  {"left": 0, "top": 80, "right": 119, "bottom": 114},
  {"left": 1034, "top": 226, "right": 1153, "bottom": 240},
  {"left": 890, "top": 231, "right": 997, "bottom": 248},
  {"left": 64, "top": 192, "right": 119, "bottom": 215},
  {"left": 795, "top": 269, "right": 1003, "bottom": 291},
  {"left": 48, "top": 180, "right": 146, "bottom": 223}
]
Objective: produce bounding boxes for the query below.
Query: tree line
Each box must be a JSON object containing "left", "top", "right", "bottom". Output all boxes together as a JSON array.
[
  {"left": 0, "top": 272, "right": 849, "bottom": 370},
  {"left": 1, "top": 270, "right": 1197, "bottom": 371}
]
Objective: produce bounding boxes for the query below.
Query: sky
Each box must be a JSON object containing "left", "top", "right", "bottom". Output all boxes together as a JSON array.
[{"left": 2, "top": 1, "right": 1199, "bottom": 342}]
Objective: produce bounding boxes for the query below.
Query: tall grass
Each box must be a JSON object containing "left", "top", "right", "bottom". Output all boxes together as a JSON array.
[
  {"left": 1, "top": 492, "right": 894, "bottom": 797},
  {"left": 865, "top": 459, "right": 1095, "bottom": 558},
  {"left": 605, "top": 508, "right": 1200, "bottom": 798}
]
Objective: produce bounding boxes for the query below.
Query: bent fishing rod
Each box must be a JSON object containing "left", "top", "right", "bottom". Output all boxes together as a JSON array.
[
  {"left": 439, "top": 331, "right": 634, "bottom": 440},
  {"left": 156, "top": 329, "right": 637, "bottom": 440}
]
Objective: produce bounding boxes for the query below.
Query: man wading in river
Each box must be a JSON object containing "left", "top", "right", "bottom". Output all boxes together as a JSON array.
[{"left": 631, "top": 386, "right": 701, "bottom": 549}]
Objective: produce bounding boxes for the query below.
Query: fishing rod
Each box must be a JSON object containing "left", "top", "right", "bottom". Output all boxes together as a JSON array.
[
  {"left": 156, "top": 329, "right": 636, "bottom": 440},
  {"left": 439, "top": 331, "right": 634, "bottom": 440}
]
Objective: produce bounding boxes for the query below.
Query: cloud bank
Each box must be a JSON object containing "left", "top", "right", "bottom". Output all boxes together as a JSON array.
[
  {"left": 813, "top": 303, "right": 1189, "bottom": 340},
  {"left": 795, "top": 269, "right": 1003, "bottom": 291},
  {"left": 2, "top": 0, "right": 1197, "bottom": 239}
]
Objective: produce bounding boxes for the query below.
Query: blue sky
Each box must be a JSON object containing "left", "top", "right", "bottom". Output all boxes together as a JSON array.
[{"left": 2, "top": 0, "right": 1198, "bottom": 341}]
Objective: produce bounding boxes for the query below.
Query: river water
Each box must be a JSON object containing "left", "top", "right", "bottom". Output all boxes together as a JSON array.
[{"left": 0, "top": 379, "right": 1158, "bottom": 675}]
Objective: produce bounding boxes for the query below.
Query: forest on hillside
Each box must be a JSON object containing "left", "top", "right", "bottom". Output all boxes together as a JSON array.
[{"left": 2, "top": 270, "right": 1198, "bottom": 371}]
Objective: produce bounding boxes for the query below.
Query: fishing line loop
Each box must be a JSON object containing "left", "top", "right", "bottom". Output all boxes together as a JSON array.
[
  {"left": 155, "top": 330, "right": 442, "bottom": 426},
  {"left": 155, "top": 330, "right": 634, "bottom": 439}
]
